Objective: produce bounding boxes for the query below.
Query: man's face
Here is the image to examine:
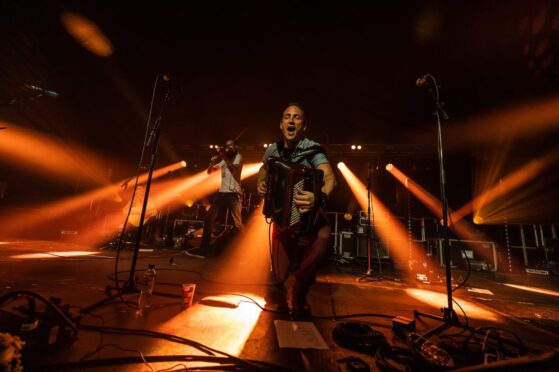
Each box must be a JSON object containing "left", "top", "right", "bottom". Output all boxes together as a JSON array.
[
  {"left": 280, "top": 105, "right": 306, "bottom": 142},
  {"left": 224, "top": 140, "right": 236, "bottom": 156}
]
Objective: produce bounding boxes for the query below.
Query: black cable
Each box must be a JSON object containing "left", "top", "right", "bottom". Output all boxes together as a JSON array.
[
  {"left": 0, "top": 291, "right": 78, "bottom": 333},
  {"left": 34, "top": 355, "right": 293, "bottom": 371},
  {"left": 77, "top": 323, "right": 271, "bottom": 370}
]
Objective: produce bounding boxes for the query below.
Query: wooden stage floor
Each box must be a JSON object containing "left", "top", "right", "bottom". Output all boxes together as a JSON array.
[{"left": 1, "top": 238, "right": 558, "bottom": 371}]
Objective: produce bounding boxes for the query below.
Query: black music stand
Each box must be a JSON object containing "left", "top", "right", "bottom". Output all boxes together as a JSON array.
[
  {"left": 413, "top": 74, "right": 472, "bottom": 337},
  {"left": 81, "top": 75, "right": 172, "bottom": 314}
]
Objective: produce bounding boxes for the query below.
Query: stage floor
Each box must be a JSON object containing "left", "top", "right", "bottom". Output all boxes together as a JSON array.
[{"left": 1, "top": 238, "right": 559, "bottom": 371}]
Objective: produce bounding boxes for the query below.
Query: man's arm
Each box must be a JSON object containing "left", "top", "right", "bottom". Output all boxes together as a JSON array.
[
  {"left": 317, "top": 163, "right": 336, "bottom": 197},
  {"left": 222, "top": 153, "right": 242, "bottom": 181},
  {"left": 207, "top": 155, "right": 220, "bottom": 174},
  {"left": 256, "top": 165, "right": 267, "bottom": 196},
  {"left": 294, "top": 162, "right": 336, "bottom": 213}
]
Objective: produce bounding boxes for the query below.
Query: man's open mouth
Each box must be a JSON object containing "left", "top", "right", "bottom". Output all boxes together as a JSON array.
[{"left": 287, "top": 126, "right": 296, "bottom": 133}]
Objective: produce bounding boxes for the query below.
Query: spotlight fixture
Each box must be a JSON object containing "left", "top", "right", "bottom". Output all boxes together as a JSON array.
[
  {"left": 180, "top": 161, "right": 187, "bottom": 168},
  {"left": 357, "top": 145, "right": 362, "bottom": 150},
  {"left": 209, "top": 145, "right": 214, "bottom": 149},
  {"left": 473, "top": 216, "right": 484, "bottom": 225},
  {"left": 385, "top": 163, "right": 394, "bottom": 171},
  {"left": 337, "top": 162, "right": 346, "bottom": 169},
  {"left": 351, "top": 145, "right": 356, "bottom": 150},
  {"left": 263, "top": 144, "right": 268, "bottom": 148},
  {"left": 343, "top": 213, "right": 353, "bottom": 221}
]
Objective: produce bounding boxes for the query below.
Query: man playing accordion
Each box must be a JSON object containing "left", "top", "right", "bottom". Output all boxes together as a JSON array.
[{"left": 257, "top": 102, "right": 336, "bottom": 319}]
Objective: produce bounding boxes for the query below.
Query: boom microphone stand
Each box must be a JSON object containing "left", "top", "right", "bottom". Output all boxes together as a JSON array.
[
  {"left": 82, "top": 74, "right": 172, "bottom": 313},
  {"left": 413, "top": 74, "right": 471, "bottom": 337}
]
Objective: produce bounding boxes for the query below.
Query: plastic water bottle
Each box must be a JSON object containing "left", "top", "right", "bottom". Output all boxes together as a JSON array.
[
  {"left": 408, "top": 332, "right": 454, "bottom": 368},
  {"left": 138, "top": 264, "right": 156, "bottom": 312}
]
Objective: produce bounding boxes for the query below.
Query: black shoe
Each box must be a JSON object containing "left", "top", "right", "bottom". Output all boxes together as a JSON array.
[
  {"left": 290, "top": 280, "right": 312, "bottom": 320},
  {"left": 185, "top": 247, "right": 206, "bottom": 259}
]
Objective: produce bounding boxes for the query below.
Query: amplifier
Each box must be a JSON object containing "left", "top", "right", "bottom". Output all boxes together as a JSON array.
[{"left": 338, "top": 230, "right": 356, "bottom": 258}]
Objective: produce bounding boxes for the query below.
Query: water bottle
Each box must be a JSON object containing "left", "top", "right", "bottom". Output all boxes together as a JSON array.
[
  {"left": 408, "top": 332, "right": 454, "bottom": 368},
  {"left": 138, "top": 264, "right": 156, "bottom": 311}
]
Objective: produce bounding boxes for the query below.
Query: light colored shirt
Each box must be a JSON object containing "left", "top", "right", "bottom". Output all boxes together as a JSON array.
[
  {"left": 217, "top": 152, "right": 243, "bottom": 193},
  {"left": 261, "top": 138, "right": 329, "bottom": 169}
]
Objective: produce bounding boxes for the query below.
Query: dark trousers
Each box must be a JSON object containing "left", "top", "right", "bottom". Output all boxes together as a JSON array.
[
  {"left": 271, "top": 212, "right": 331, "bottom": 291},
  {"left": 200, "top": 192, "right": 243, "bottom": 253}
]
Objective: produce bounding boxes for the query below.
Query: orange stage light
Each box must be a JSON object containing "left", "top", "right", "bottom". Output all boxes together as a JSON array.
[
  {"left": 11, "top": 251, "right": 101, "bottom": 259},
  {"left": 0, "top": 120, "right": 116, "bottom": 186},
  {"left": 437, "top": 94, "right": 559, "bottom": 148},
  {"left": 470, "top": 149, "right": 559, "bottom": 224},
  {"left": 81, "top": 163, "right": 262, "bottom": 245},
  {"left": 338, "top": 162, "right": 424, "bottom": 269},
  {"left": 214, "top": 205, "right": 271, "bottom": 286},
  {"left": 0, "top": 161, "right": 188, "bottom": 240},
  {"left": 385, "top": 164, "right": 495, "bottom": 264},
  {"left": 405, "top": 288, "right": 500, "bottom": 322},
  {"left": 61, "top": 12, "right": 113, "bottom": 57},
  {"left": 503, "top": 283, "right": 559, "bottom": 297},
  {"left": 155, "top": 293, "right": 264, "bottom": 358},
  {"left": 452, "top": 149, "right": 559, "bottom": 224}
]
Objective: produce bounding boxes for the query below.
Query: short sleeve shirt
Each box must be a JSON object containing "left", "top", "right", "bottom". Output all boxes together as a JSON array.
[
  {"left": 261, "top": 138, "right": 329, "bottom": 169},
  {"left": 217, "top": 153, "right": 243, "bottom": 193}
]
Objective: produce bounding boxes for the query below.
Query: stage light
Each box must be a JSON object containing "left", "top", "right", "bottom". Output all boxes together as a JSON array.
[
  {"left": 209, "top": 145, "right": 214, "bottom": 149},
  {"left": 503, "top": 283, "right": 559, "bottom": 297},
  {"left": 456, "top": 147, "right": 559, "bottom": 225},
  {"left": 357, "top": 145, "right": 362, "bottom": 150},
  {"left": 473, "top": 216, "right": 484, "bottom": 225},
  {"left": 405, "top": 289, "right": 500, "bottom": 321},
  {"left": 180, "top": 160, "right": 187, "bottom": 168},
  {"left": 351, "top": 145, "right": 356, "bottom": 150},
  {"left": 385, "top": 163, "right": 497, "bottom": 264},
  {"left": 185, "top": 200, "right": 194, "bottom": 207},
  {"left": 11, "top": 251, "right": 101, "bottom": 259},
  {"left": 60, "top": 12, "right": 113, "bottom": 57},
  {"left": 0, "top": 120, "right": 115, "bottom": 186},
  {"left": 386, "top": 163, "right": 394, "bottom": 171},
  {"left": 343, "top": 213, "right": 353, "bottom": 221},
  {"left": 263, "top": 144, "right": 268, "bottom": 148},
  {"left": 337, "top": 162, "right": 425, "bottom": 269}
]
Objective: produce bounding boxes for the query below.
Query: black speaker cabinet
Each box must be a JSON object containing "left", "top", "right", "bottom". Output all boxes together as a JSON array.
[{"left": 338, "top": 230, "right": 356, "bottom": 258}]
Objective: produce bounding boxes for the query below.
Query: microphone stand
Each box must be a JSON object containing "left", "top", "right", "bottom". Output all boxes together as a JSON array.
[
  {"left": 413, "top": 74, "right": 472, "bottom": 338},
  {"left": 358, "top": 163, "right": 384, "bottom": 282},
  {"left": 81, "top": 80, "right": 173, "bottom": 314}
]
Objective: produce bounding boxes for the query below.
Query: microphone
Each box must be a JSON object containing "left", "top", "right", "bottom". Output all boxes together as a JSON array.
[
  {"left": 26, "top": 84, "right": 59, "bottom": 98},
  {"left": 161, "top": 73, "right": 182, "bottom": 94},
  {"left": 415, "top": 75, "right": 429, "bottom": 87}
]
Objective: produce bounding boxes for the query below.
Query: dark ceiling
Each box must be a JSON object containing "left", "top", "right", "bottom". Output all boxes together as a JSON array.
[{"left": 1, "top": 0, "right": 559, "bottom": 218}]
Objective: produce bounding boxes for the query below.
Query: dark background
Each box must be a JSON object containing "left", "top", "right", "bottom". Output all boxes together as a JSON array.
[{"left": 1, "top": 0, "right": 558, "bottom": 223}]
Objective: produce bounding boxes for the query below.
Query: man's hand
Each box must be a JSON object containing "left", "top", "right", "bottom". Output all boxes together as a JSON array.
[
  {"left": 257, "top": 181, "right": 267, "bottom": 197},
  {"left": 293, "top": 190, "right": 315, "bottom": 213}
]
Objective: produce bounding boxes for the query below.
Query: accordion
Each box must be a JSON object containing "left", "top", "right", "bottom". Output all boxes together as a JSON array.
[{"left": 263, "top": 157, "right": 324, "bottom": 234}]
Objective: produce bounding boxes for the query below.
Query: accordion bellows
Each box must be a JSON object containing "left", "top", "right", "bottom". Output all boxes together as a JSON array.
[{"left": 263, "top": 157, "right": 324, "bottom": 234}]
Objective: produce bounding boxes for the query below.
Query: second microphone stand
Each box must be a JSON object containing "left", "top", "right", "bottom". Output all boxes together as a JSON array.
[
  {"left": 413, "top": 74, "right": 472, "bottom": 338},
  {"left": 358, "top": 163, "right": 384, "bottom": 282}
]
